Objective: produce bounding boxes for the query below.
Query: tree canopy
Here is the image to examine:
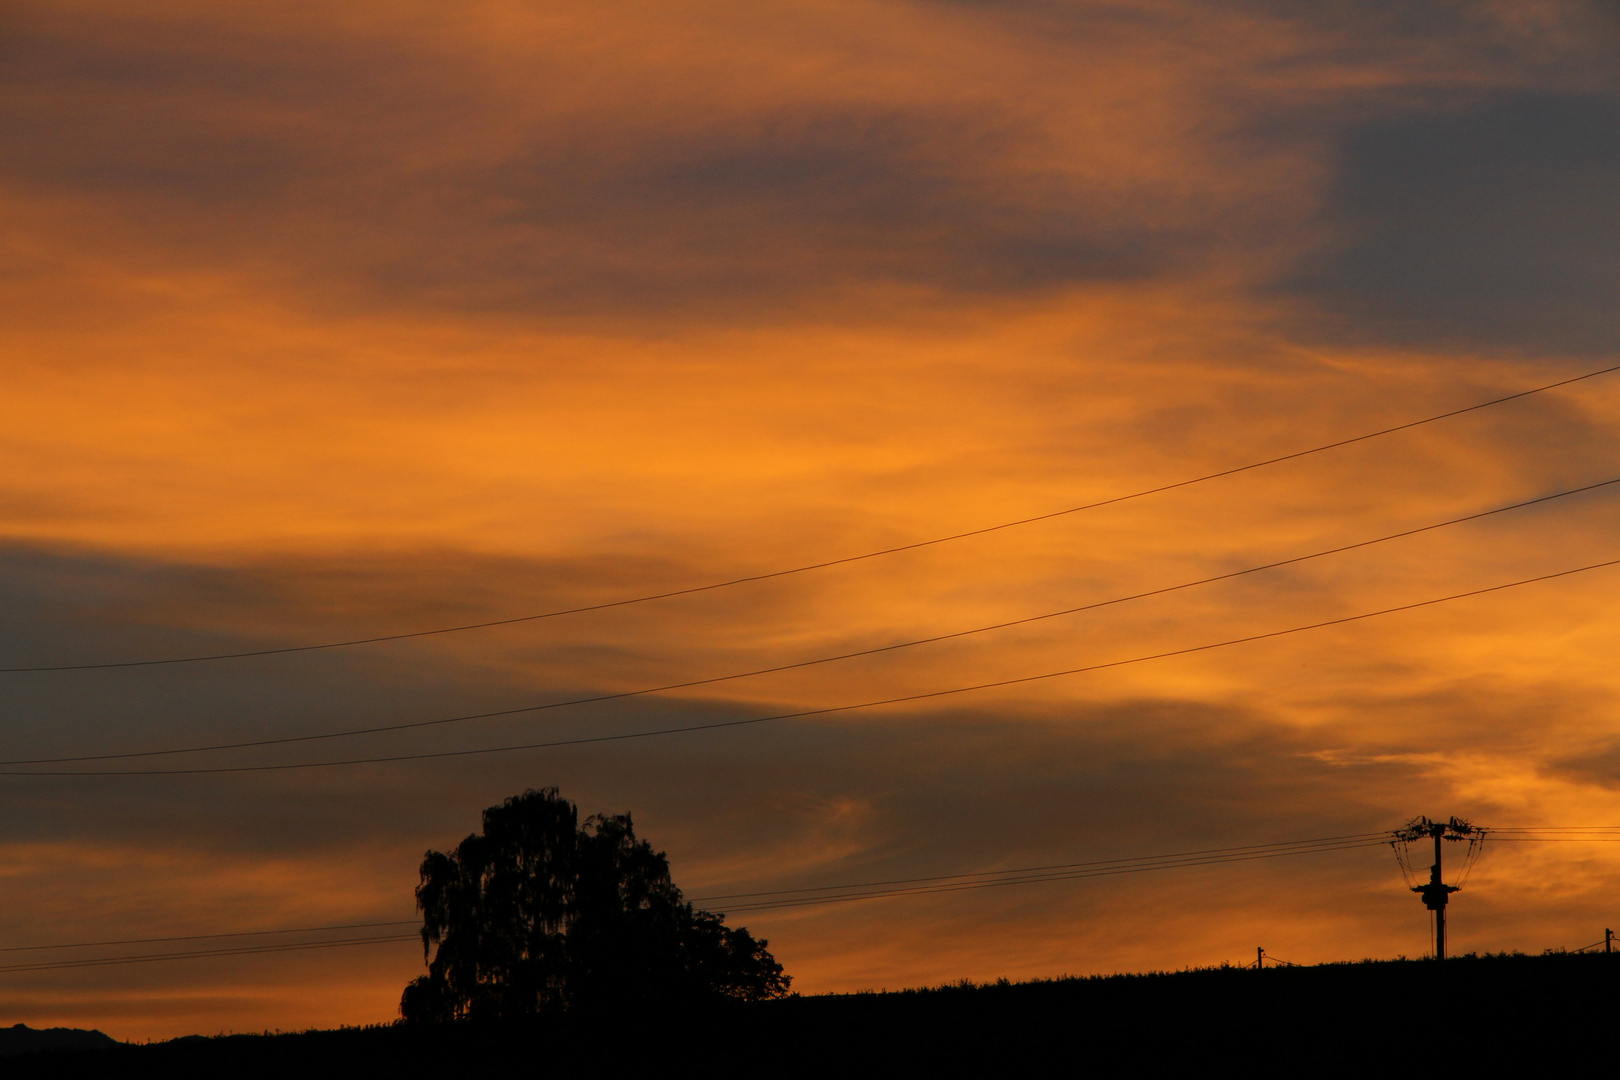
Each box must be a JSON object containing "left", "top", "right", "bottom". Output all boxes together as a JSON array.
[{"left": 400, "top": 787, "right": 789, "bottom": 1021}]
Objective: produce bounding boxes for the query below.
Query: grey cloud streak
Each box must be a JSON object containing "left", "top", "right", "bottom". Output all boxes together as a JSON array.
[
  {"left": 1280, "top": 90, "right": 1620, "bottom": 357},
  {"left": 0, "top": 5, "right": 1203, "bottom": 322},
  {"left": 20, "top": 0, "right": 1597, "bottom": 326},
  {"left": 0, "top": 538, "right": 1589, "bottom": 851}
]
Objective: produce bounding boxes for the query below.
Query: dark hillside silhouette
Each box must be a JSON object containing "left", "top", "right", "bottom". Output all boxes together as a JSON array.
[
  {"left": 13, "top": 952, "right": 1620, "bottom": 1077},
  {"left": 399, "top": 787, "right": 788, "bottom": 1021},
  {"left": 0, "top": 1024, "right": 117, "bottom": 1057}
]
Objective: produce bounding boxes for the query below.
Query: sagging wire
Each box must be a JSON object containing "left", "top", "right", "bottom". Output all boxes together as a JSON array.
[
  {"left": 1392, "top": 837, "right": 1421, "bottom": 890},
  {"left": 1454, "top": 833, "right": 1487, "bottom": 889}
]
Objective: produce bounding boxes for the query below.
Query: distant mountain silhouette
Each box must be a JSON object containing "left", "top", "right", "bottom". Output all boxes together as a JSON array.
[{"left": 0, "top": 1023, "right": 118, "bottom": 1057}]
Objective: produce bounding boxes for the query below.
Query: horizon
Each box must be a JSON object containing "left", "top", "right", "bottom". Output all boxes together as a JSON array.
[{"left": 16, "top": 946, "right": 1620, "bottom": 1044}]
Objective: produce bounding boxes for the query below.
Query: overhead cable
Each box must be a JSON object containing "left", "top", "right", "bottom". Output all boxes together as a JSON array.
[
  {"left": 700, "top": 838, "right": 1391, "bottom": 911},
  {"left": 8, "top": 361, "right": 1617, "bottom": 674},
  {"left": 1, "top": 833, "right": 1391, "bottom": 965},
  {"left": 0, "top": 933, "right": 418, "bottom": 975},
  {"left": 689, "top": 833, "right": 1390, "bottom": 903},
  {"left": 4, "top": 553, "right": 1617, "bottom": 776},
  {"left": 10, "top": 475, "right": 1620, "bottom": 768},
  {"left": 714, "top": 840, "right": 1393, "bottom": 912},
  {"left": 6, "top": 829, "right": 1612, "bottom": 967},
  {"left": 0, "top": 920, "right": 418, "bottom": 954}
]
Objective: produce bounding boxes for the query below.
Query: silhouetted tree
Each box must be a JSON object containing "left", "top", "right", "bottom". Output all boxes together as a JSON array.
[{"left": 400, "top": 788, "right": 789, "bottom": 1022}]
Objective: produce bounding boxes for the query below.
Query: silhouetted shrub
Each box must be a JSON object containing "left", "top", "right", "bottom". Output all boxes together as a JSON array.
[{"left": 400, "top": 788, "right": 788, "bottom": 1021}]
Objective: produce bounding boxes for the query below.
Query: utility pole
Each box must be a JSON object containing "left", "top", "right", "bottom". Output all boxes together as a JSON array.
[
  {"left": 1392, "top": 816, "right": 1480, "bottom": 961},
  {"left": 1607, "top": 928, "right": 1613, "bottom": 955},
  {"left": 1421, "top": 822, "right": 1458, "bottom": 961},
  {"left": 1257, "top": 946, "right": 1264, "bottom": 970}
]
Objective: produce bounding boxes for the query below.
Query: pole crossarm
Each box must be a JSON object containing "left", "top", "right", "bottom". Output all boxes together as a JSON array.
[{"left": 1390, "top": 816, "right": 1485, "bottom": 845}]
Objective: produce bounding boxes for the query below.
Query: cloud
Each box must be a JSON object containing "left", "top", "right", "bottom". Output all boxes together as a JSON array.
[
  {"left": 0, "top": 2, "right": 1205, "bottom": 322},
  {"left": 1277, "top": 90, "right": 1620, "bottom": 356},
  {"left": 0, "top": 0, "right": 1435, "bottom": 324},
  {"left": 7, "top": 0, "right": 1608, "bottom": 337},
  {"left": 1548, "top": 742, "right": 1620, "bottom": 790}
]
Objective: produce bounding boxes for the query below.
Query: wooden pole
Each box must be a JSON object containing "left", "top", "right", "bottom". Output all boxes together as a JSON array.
[{"left": 1430, "top": 823, "right": 1448, "bottom": 962}]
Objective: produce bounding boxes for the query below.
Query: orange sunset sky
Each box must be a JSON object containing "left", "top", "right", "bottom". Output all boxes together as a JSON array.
[{"left": 3, "top": 0, "right": 1620, "bottom": 1041}]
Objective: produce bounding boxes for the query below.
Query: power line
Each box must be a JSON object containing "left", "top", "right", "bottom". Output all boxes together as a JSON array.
[
  {"left": 714, "top": 840, "right": 1395, "bottom": 912},
  {"left": 8, "top": 362, "right": 1617, "bottom": 675},
  {"left": 0, "top": 934, "right": 419, "bottom": 975},
  {"left": 6, "top": 553, "right": 1618, "bottom": 777},
  {"left": 689, "top": 833, "right": 1391, "bottom": 902},
  {"left": 699, "top": 837, "right": 1390, "bottom": 909},
  {"left": 7, "top": 842, "right": 1391, "bottom": 973},
  {"left": 0, "top": 920, "right": 418, "bottom": 954},
  {"left": 7, "top": 828, "right": 1615, "bottom": 968},
  {"left": 11, "top": 475, "right": 1620, "bottom": 768},
  {"left": 1, "top": 833, "right": 1391, "bottom": 964},
  {"left": 1487, "top": 827, "right": 1620, "bottom": 832}
]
